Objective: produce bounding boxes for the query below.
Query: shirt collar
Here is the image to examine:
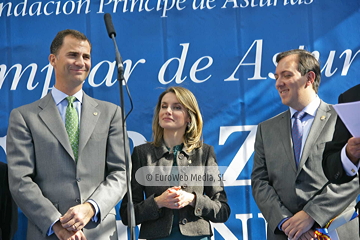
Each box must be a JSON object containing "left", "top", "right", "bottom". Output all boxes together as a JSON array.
[
  {"left": 289, "top": 95, "right": 320, "bottom": 118},
  {"left": 154, "top": 141, "right": 194, "bottom": 160},
  {"left": 51, "top": 87, "right": 83, "bottom": 105}
]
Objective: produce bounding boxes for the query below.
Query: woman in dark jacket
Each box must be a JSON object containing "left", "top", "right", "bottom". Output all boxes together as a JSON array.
[{"left": 120, "top": 86, "right": 230, "bottom": 239}]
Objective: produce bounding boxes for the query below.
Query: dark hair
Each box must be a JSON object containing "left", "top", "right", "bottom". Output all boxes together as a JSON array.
[
  {"left": 276, "top": 49, "right": 321, "bottom": 93},
  {"left": 50, "top": 29, "right": 91, "bottom": 55}
]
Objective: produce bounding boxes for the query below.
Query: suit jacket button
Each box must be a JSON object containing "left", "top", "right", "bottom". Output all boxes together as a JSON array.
[
  {"left": 178, "top": 153, "right": 184, "bottom": 160},
  {"left": 196, "top": 208, "right": 201, "bottom": 214},
  {"left": 75, "top": 198, "right": 81, "bottom": 203},
  {"left": 181, "top": 218, "right": 188, "bottom": 224}
]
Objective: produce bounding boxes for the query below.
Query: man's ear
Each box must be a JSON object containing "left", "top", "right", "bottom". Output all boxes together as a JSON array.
[
  {"left": 306, "top": 71, "right": 315, "bottom": 86},
  {"left": 49, "top": 54, "right": 56, "bottom": 67}
]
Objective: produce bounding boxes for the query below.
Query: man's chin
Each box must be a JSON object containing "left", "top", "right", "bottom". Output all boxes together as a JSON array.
[{"left": 281, "top": 99, "right": 289, "bottom": 107}]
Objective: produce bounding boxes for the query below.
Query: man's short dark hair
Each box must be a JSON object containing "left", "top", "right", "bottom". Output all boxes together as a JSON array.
[{"left": 50, "top": 29, "right": 91, "bottom": 55}]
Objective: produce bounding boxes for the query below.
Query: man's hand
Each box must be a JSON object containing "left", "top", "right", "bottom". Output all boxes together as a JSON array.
[
  {"left": 346, "top": 137, "right": 360, "bottom": 164},
  {"left": 53, "top": 221, "right": 87, "bottom": 240},
  {"left": 60, "top": 203, "right": 95, "bottom": 232},
  {"left": 282, "top": 211, "right": 315, "bottom": 240},
  {"left": 297, "top": 229, "right": 317, "bottom": 240}
]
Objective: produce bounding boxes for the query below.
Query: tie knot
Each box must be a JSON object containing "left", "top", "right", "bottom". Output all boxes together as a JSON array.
[
  {"left": 293, "top": 111, "right": 306, "bottom": 120},
  {"left": 66, "top": 96, "right": 76, "bottom": 105}
]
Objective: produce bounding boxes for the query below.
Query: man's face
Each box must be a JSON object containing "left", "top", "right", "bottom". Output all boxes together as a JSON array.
[
  {"left": 49, "top": 35, "right": 91, "bottom": 90},
  {"left": 274, "top": 54, "right": 310, "bottom": 110}
]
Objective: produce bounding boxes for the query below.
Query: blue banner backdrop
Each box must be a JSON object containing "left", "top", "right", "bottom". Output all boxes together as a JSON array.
[{"left": 1, "top": 0, "right": 360, "bottom": 239}]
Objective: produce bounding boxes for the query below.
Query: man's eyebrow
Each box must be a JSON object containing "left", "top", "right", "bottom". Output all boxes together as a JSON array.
[{"left": 276, "top": 70, "right": 292, "bottom": 76}]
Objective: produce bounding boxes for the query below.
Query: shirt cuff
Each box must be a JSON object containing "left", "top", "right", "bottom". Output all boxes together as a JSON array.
[
  {"left": 47, "top": 219, "right": 58, "bottom": 236},
  {"left": 278, "top": 218, "right": 289, "bottom": 231},
  {"left": 87, "top": 199, "right": 100, "bottom": 222},
  {"left": 341, "top": 144, "right": 360, "bottom": 176}
]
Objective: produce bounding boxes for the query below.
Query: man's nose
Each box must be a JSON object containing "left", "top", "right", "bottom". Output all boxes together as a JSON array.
[
  {"left": 75, "top": 57, "right": 85, "bottom": 66},
  {"left": 275, "top": 78, "right": 283, "bottom": 88}
]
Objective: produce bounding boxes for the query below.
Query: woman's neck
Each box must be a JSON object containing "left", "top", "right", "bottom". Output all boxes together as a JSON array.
[{"left": 163, "top": 131, "right": 184, "bottom": 150}]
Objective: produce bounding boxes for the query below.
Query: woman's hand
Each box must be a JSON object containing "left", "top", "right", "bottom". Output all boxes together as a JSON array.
[
  {"left": 176, "top": 189, "right": 196, "bottom": 208},
  {"left": 154, "top": 186, "right": 181, "bottom": 209},
  {"left": 155, "top": 186, "right": 195, "bottom": 209}
]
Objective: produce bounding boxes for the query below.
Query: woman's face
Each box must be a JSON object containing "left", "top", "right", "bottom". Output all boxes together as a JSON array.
[{"left": 158, "top": 92, "right": 190, "bottom": 134}]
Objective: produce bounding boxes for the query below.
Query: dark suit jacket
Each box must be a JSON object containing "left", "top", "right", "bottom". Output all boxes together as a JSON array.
[
  {"left": 0, "top": 162, "right": 17, "bottom": 240},
  {"left": 251, "top": 100, "right": 359, "bottom": 240},
  {"left": 120, "top": 142, "right": 230, "bottom": 239},
  {"left": 323, "top": 84, "right": 360, "bottom": 184},
  {"left": 6, "top": 92, "right": 127, "bottom": 240}
]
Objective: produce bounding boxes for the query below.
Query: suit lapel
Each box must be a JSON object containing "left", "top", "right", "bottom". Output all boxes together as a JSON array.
[
  {"left": 298, "top": 101, "right": 331, "bottom": 170},
  {"left": 38, "top": 93, "right": 74, "bottom": 158},
  {"left": 78, "top": 93, "right": 100, "bottom": 159},
  {"left": 278, "top": 111, "right": 298, "bottom": 172}
]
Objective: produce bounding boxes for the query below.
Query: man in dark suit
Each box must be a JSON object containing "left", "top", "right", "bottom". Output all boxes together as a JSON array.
[
  {"left": 323, "top": 84, "right": 360, "bottom": 184},
  {"left": 251, "top": 49, "right": 359, "bottom": 240},
  {"left": 6, "top": 29, "right": 128, "bottom": 240},
  {"left": 0, "top": 162, "right": 17, "bottom": 240}
]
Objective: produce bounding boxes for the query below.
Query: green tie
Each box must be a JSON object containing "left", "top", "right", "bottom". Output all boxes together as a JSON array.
[{"left": 65, "top": 96, "right": 79, "bottom": 161}]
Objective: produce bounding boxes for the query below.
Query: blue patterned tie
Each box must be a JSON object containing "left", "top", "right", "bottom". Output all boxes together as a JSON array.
[
  {"left": 65, "top": 96, "right": 79, "bottom": 161},
  {"left": 292, "top": 111, "right": 306, "bottom": 166}
]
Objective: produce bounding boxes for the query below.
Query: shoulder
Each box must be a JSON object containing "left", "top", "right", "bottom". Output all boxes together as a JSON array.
[
  {"left": 259, "top": 110, "right": 287, "bottom": 126},
  {"left": 343, "top": 84, "right": 360, "bottom": 95},
  {"left": 191, "top": 143, "right": 214, "bottom": 155},
  {"left": 93, "top": 99, "right": 118, "bottom": 108},
  {"left": 132, "top": 142, "right": 167, "bottom": 162},
  {"left": 340, "top": 84, "right": 360, "bottom": 102},
  {"left": 200, "top": 143, "right": 213, "bottom": 151},
  {"left": 11, "top": 93, "right": 53, "bottom": 115},
  {"left": 318, "top": 100, "right": 337, "bottom": 115},
  {"left": 84, "top": 94, "right": 118, "bottom": 109},
  {"left": 134, "top": 142, "right": 154, "bottom": 152},
  {"left": 83, "top": 94, "right": 121, "bottom": 118},
  {"left": 132, "top": 142, "right": 159, "bottom": 157}
]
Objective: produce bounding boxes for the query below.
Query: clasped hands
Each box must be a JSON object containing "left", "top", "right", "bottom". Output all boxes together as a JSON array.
[
  {"left": 155, "top": 186, "right": 196, "bottom": 209},
  {"left": 282, "top": 211, "right": 317, "bottom": 240},
  {"left": 54, "top": 202, "right": 95, "bottom": 240}
]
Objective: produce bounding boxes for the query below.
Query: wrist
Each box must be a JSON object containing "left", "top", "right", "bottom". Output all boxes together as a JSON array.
[
  {"left": 53, "top": 221, "right": 63, "bottom": 235},
  {"left": 190, "top": 193, "right": 196, "bottom": 207},
  {"left": 85, "top": 202, "right": 96, "bottom": 218},
  {"left": 345, "top": 146, "right": 359, "bottom": 164},
  {"left": 154, "top": 196, "right": 162, "bottom": 209}
]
